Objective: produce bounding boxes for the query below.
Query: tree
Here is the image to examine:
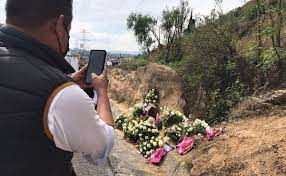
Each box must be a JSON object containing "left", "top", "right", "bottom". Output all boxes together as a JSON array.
[
  {"left": 161, "top": 0, "right": 191, "bottom": 62},
  {"left": 214, "top": 0, "right": 223, "bottom": 13},
  {"left": 181, "top": 12, "right": 243, "bottom": 122},
  {"left": 185, "top": 11, "right": 196, "bottom": 34},
  {"left": 127, "top": 13, "right": 161, "bottom": 54}
]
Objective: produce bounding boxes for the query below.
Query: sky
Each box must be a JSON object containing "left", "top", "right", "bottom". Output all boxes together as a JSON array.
[{"left": 0, "top": 0, "right": 248, "bottom": 52}]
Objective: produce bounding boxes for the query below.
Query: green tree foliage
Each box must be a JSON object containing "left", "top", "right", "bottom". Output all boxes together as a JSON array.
[
  {"left": 127, "top": 13, "right": 158, "bottom": 54},
  {"left": 161, "top": 0, "right": 191, "bottom": 62},
  {"left": 126, "top": 0, "right": 286, "bottom": 124},
  {"left": 180, "top": 12, "right": 246, "bottom": 123}
]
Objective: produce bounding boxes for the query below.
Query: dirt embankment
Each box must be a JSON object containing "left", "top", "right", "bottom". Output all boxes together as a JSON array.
[
  {"left": 190, "top": 90, "right": 286, "bottom": 176},
  {"left": 108, "top": 63, "right": 186, "bottom": 113},
  {"left": 106, "top": 64, "right": 286, "bottom": 176}
]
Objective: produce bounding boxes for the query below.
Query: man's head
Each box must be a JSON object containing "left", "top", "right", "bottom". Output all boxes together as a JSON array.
[{"left": 5, "top": 0, "right": 73, "bottom": 56}]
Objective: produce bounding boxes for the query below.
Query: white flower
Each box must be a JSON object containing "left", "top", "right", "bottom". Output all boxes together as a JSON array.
[
  {"left": 145, "top": 136, "right": 149, "bottom": 140},
  {"left": 151, "top": 136, "right": 155, "bottom": 140},
  {"left": 152, "top": 142, "right": 158, "bottom": 147},
  {"left": 150, "top": 140, "right": 154, "bottom": 143},
  {"left": 152, "top": 129, "right": 158, "bottom": 133},
  {"left": 139, "top": 133, "right": 142, "bottom": 137},
  {"left": 153, "top": 100, "right": 156, "bottom": 103},
  {"left": 148, "top": 128, "right": 152, "bottom": 132},
  {"left": 163, "top": 137, "right": 170, "bottom": 143},
  {"left": 143, "top": 142, "right": 147, "bottom": 145},
  {"left": 147, "top": 144, "right": 151, "bottom": 148},
  {"left": 146, "top": 151, "right": 151, "bottom": 155},
  {"left": 144, "top": 155, "right": 148, "bottom": 158},
  {"left": 143, "top": 147, "right": 147, "bottom": 150},
  {"left": 159, "top": 140, "right": 164, "bottom": 147}
]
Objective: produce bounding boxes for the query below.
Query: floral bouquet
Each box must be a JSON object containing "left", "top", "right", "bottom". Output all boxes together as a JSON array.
[
  {"left": 139, "top": 135, "right": 169, "bottom": 158},
  {"left": 122, "top": 119, "right": 140, "bottom": 143},
  {"left": 161, "top": 107, "right": 187, "bottom": 128},
  {"left": 115, "top": 114, "right": 128, "bottom": 130},
  {"left": 192, "top": 119, "right": 209, "bottom": 135},
  {"left": 137, "top": 120, "right": 160, "bottom": 142},
  {"left": 143, "top": 89, "right": 159, "bottom": 106},
  {"left": 165, "top": 124, "right": 184, "bottom": 144}
]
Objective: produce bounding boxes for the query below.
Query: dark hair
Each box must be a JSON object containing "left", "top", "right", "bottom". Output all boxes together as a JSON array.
[{"left": 6, "top": 0, "right": 73, "bottom": 27}]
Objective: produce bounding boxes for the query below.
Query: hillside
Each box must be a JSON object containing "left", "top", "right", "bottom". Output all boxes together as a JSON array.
[
  {"left": 228, "top": 0, "right": 286, "bottom": 55},
  {"left": 72, "top": 2, "right": 286, "bottom": 176}
]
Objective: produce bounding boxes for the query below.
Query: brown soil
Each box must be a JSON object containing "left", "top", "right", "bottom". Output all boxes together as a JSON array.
[{"left": 190, "top": 111, "right": 286, "bottom": 176}]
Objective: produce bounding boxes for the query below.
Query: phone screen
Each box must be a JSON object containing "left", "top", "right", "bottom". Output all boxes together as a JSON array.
[{"left": 85, "top": 50, "right": 106, "bottom": 84}]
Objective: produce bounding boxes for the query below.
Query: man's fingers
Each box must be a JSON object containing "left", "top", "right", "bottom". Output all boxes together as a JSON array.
[
  {"left": 91, "top": 73, "right": 97, "bottom": 79},
  {"left": 101, "top": 69, "right": 107, "bottom": 77},
  {"left": 79, "top": 64, "right": 88, "bottom": 73}
]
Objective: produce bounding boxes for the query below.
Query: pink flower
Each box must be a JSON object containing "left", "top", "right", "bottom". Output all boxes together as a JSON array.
[
  {"left": 176, "top": 137, "right": 195, "bottom": 155},
  {"left": 155, "top": 113, "right": 161, "bottom": 128},
  {"left": 206, "top": 127, "right": 216, "bottom": 141},
  {"left": 148, "top": 148, "right": 168, "bottom": 164}
]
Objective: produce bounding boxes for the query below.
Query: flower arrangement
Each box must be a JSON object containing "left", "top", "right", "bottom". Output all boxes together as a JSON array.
[
  {"left": 122, "top": 119, "right": 140, "bottom": 143},
  {"left": 164, "top": 119, "right": 210, "bottom": 144},
  {"left": 139, "top": 135, "right": 168, "bottom": 158},
  {"left": 143, "top": 89, "right": 159, "bottom": 105},
  {"left": 160, "top": 107, "right": 187, "bottom": 127},
  {"left": 137, "top": 120, "right": 160, "bottom": 141},
  {"left": 192, "top": 119, "right": 209, "bottom": 135},
  {"left": 165, "top": 124, "right": 184, "bottom": 143},
  {"left": 115, "top": 114, "right": 128, "bottom": 130},
  {"left": 115, "top": 89, "right": 222, "bottom": 162},
  {"left": 131, "top": 103, "right": 145, "bottom": 118}
]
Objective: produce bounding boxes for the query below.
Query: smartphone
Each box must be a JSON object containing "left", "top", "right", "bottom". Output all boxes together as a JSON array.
[{"left": 85, "top": 50, "right": 107, "bottom": 84}]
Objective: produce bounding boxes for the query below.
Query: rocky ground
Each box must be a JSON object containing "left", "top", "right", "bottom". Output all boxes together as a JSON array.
[
  {"left": 73, "top": 113, "right": 286, "bottom": 176},
  {"left": 72, "top": 100, "right": 166, "bottom": 176},
  {"left": 72, "top": 129, "right": 165, "bottom": 176}
]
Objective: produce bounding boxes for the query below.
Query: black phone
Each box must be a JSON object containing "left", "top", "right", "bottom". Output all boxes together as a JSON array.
[{"left": 85, "top": 50, "right": 107, "bottom": 84}]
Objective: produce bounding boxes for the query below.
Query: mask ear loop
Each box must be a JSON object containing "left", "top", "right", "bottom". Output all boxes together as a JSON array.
[{"left": 52, "top": 18, "right": 64, "bottom": 55}]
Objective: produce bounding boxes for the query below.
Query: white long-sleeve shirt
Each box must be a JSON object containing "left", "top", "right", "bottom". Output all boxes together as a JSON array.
[{"left": 47, "top": 84, "right": 114, "bottom": 165}]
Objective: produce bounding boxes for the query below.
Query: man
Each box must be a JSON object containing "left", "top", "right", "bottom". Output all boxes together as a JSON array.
[{"left": 0, "top": 0, "right": 115, "bottom": 176}]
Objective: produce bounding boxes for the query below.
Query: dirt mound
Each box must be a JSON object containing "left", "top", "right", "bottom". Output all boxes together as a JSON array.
[
  {"left": 190, "top": 113, "right": 286, "bottom": 175},
  {"left": 108, "top": 63, "right": 186, "bottom": 112},
  {"left": 230, "top": 89, "right": 286, "bottom": 119}
]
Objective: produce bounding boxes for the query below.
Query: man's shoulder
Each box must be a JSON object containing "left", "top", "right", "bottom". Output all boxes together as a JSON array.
[{"left": 0, "top": 46, "right": 73, "bottom": 93}]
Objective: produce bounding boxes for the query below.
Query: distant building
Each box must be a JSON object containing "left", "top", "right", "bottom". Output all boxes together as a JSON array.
[
  {"left": 65, "top": 52, "right": 80, "bottom": 71},
  {"left": 106, "top": 58, "right": 120, "bottom": 66}
]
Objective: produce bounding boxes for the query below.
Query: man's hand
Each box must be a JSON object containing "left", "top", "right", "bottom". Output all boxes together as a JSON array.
[
  {"left": 91, "top": 70, "right": 114, "bottom": 128},
  {"left": 91, "top": 70, "right": 109, "bottom": 93},
  {"left": 71, "top": 65, "right": 90, "bottom": 89}
]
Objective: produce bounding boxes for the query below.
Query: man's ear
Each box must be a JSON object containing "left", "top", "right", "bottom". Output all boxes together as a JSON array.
[{"left": 55, "top": 15, "right": 65, "bottom": 38}]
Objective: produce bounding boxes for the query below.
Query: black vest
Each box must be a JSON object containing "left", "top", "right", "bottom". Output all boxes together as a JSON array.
[{"left": 0, "top": 26, "right": 76, "bottom": 176}]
